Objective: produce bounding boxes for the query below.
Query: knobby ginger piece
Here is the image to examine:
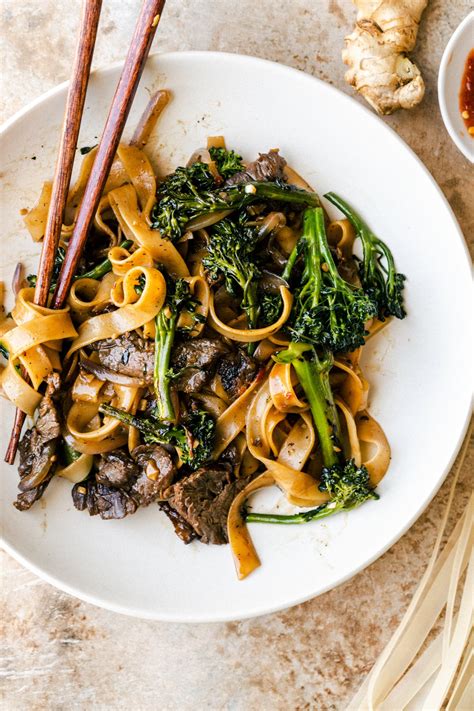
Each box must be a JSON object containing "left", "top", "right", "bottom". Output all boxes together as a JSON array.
[{"left": 343, "top": 0, "right": 428, "bottom": 115}]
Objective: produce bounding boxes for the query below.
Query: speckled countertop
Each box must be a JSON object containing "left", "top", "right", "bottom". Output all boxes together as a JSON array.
[{"left": 1, "top": 1, "right": 472, "bottom": 709}]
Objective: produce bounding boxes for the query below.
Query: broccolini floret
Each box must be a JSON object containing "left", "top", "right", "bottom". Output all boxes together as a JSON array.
[
  {"left": 325, "top": 192, "right": 406, "bottom": 321},
  {"left": 289, "top": 207, "right": 376, "bottom": 352},
  {"left": 99, "top": 404, "right": 215, "bottom": 471},
  {"left": 203, "top": 216, "right": 261, "bottom": 332},
  {"left": 151, "top": 161, "right": 320, "bottom": 241},
  {"left": 208, "top": 147, "right": 244, "bottom": 179}
]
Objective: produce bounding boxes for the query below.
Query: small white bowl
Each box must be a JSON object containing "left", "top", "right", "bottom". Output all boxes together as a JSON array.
[{"left": 438, "top": 12, "right": 474, "bottom": 163}]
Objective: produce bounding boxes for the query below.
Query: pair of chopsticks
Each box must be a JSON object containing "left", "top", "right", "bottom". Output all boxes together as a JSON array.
[{"left": 5, "top": 0, "right": 167, "bottom": 463}]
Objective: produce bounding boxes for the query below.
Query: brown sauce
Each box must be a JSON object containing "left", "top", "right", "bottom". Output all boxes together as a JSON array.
[{"left": 459, "top": 48, "right": 474, "bottom": 136}]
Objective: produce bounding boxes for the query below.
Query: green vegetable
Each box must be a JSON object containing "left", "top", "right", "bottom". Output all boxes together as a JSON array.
[
  {"left": 208, "top": 147, "right": 244, "bottom": 179},
  {"left": 259, "top": 292, "right": 282, "bottom": 326},
  {"left": 0, "top": 343, "right": 9, "bottom": 359},
  {"left": 203, "top": 216, "right": 261, "bottom": 333},
  {"left": 62, "top": 441, "right": 81, "bottom": 465},
  {"left": 325, "top": 192, "right": 406, "bottom": 321},
  {"left": 246, "top": 342, "right": 378, "bottom": 525},
  {"left": 151, "top": 160, "right": 320, "bottom": 241},
  {"left": 99, "top": 404, "right": 215, "bottom": 470},
  {"left": 79, "top": 240, "right": 133, "bottom": 281},
  {"left": 154, "top": 277, "right": 204, "bottom": 422},
  {"left": 289, "top": 207, "right": 376, "bottom": 353}
]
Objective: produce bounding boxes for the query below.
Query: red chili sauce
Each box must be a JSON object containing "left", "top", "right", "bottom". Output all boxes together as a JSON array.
[{"left": 459, "top": 48, "right": 474, "bottom": 136}]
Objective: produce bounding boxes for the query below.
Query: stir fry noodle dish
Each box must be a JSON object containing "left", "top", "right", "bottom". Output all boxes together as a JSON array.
[{"left": 1, "top": 91, "right": 407, "bottom": 579}]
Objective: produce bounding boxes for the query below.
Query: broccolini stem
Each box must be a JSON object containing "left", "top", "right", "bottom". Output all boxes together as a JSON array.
[
  {"left": 312, "top": 208, "right": 343, "bottom": 285},
  {"left": 324, "top": 192, "right": 368, "bottom": 234},
  {"left": 243, "top": 281, "right": 259, "bottom": 355},
  {"left": 246, "top": 503, "right": 338, "bottom": 524},
  {"left": 228, "top": 182, "right": 320, "bottom": 208},
  {"left": 281, "top": 240, "right": 300, "bottom": 282},
  {"left": 324, "top": 192, "right": 376, "bottom": 284},
  {"left": 154, "top": 309, "right": 177, "bottom": 422},
  {"left": 100, "top": 404, "right": 140, "bottom": 429},
  {"left": 302, "top": 209, "right": 323, "bottom": 309},
  {"left": 76, "top": 240, "right": 133, "bottom": 281},
  {"left": 291, "top": 353, "right": 340, "bottom": 468}
]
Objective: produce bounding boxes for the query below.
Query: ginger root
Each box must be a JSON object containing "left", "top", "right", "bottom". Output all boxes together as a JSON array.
[{"left": 343, "top": 0, "right": 428, "bottom": 115}]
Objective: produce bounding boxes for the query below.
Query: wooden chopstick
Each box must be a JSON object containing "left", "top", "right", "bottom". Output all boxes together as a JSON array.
[
  {"left": 5, "top": 0, "right": 103, "bottom": 464},
  {"left": 6, "top": 0, "right": 167, "bottom": 463},
  {"left": 52, "top": 0, "right": 167, "bottom": 309}
]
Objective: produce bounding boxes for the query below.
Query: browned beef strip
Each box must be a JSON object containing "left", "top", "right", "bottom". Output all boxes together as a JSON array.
[
  {"left": 159, "top": 501, "right": 197, "bottom": 544},
  {"left": 95, "top": 450, "right": 138, "bottom": 488},
  {"left": 171, "top": 337, "right": 230, "bottom": 393},
  {"left": 14, "top": 373, "right": 62, "bottom": 512},
  {"left": 164, "top": 463, "right": 253, "bottom": 545},
  {"left": 216, "top": 349, "right": 257, "bottom": 401},
  {"left": 131, "top": 444, "right": 177, "bottom": 505},
  {"left": 224, "top": 149, "right": 287, "bottom": 186},
  {"left": 92, "top": 332, "right": 154, "bottom": 383},
  {"left": 72, "top": 443, "right": 176, "bottom": 518},
  {"left": 72, "top": 480, "right": 138, "bottom": 520}
]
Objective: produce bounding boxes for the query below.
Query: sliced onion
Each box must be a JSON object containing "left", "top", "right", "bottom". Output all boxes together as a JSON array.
[
  {"left": 80, "top": 355, "right": 146, "bottom": 386},
  {"left": 264, "top": 238, "right": 287, "bottom": 269},
  {"left": 257, "top": 212, "right": 286, "bottom": 239},
  {"left": 12, "top": 263, "right": 24, "bottom": 296},
  {"left": 186, "top": 209, "right": 233, "bottom": 231},
  {"left": 259, "top": 270, "right": 289, "bottom": 295}
]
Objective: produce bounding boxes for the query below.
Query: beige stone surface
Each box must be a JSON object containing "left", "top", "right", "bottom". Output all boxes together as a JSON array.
[{"left": 0, "top": 1, "right": 472, "bottom": 709}]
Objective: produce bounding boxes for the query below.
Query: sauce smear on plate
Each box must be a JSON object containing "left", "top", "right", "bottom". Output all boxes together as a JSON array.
[{"left": 459, "top": 48, "right": 474, "bottom": 136}]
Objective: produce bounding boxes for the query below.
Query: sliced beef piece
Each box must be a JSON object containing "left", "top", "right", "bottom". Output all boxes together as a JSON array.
[
  {"left": 14, "top": 373, "right": 62, "bottom": 512},
  {"left": 131, "top": 444, "right": 177, "bottom": 505},
  {"left": 216, "top": 349, "right": 257, "bottom": 401},
  {"left": 73, "top": 444, "right": 177, "bottom": 518},
  {"left": 165, "top": 463, "right": 252, "bottom": 545},
  {"left": 92, "top": 332, "right": 154, "bottom": 384},
  {"left": 159, "top": 501, "right": 197, "bottom": 544},
  {"left": 95, "top": 449, "right": 138, "bottom": 489},
  {"left": 72, "top": 480, "right": 137, "bottom": 520},
  {"left": 171, "top": 337, "right": 230, "bottom": 394},
  {"left": 224, "top": 149, "right": 287, "bottom": 186}
]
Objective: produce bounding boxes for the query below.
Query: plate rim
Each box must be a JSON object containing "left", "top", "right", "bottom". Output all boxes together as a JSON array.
[{"left": 0, "top": 50, "right": 472, "bottom": 622}]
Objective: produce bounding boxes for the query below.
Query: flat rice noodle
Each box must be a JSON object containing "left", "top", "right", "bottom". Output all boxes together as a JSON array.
[
  {"left": 334, "top": 358, "right": 369, "bottom": 415},
  {"left": 227, "top": 471, "right": 275, "bottom": 580},
  {"left": 109, "top": 246, "right": 154, "bottom": 275},
  {"left": 335, "top": 396, "right": 361, "bottom": 465},
  {"left": 66, "top": 266, "right": 166, "bottom": 357},
  {"left": 356, "top": 410, "right": 391, "bottom": 486},
  {"left": 269, "top": 361, "right": 307, "bottom": 412},
  {"left": 108, "top": 184, "right": 189, "bottom": 277},
  {"left": 208, "top": 285, "right": 292, "bottom": 343},
  {"left": 0, "top": 288, "right": 77, "bottom": 415},
  {"left": 246, "top": 377, "right": 327, "bottom": 507},
  {"left": 213, "top": 372, "right": 266, "bottom": 457},
  {"left": 23, "top": 181, "right": 52, "bottom": 242}
]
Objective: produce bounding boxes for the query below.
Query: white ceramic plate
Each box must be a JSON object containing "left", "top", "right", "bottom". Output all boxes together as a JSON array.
[
  {"left": 0, "top": 52, "right": 471, "bottom": 622},
  {"left": 438, "top": 11, "right": 474, "bottom": 164}
]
